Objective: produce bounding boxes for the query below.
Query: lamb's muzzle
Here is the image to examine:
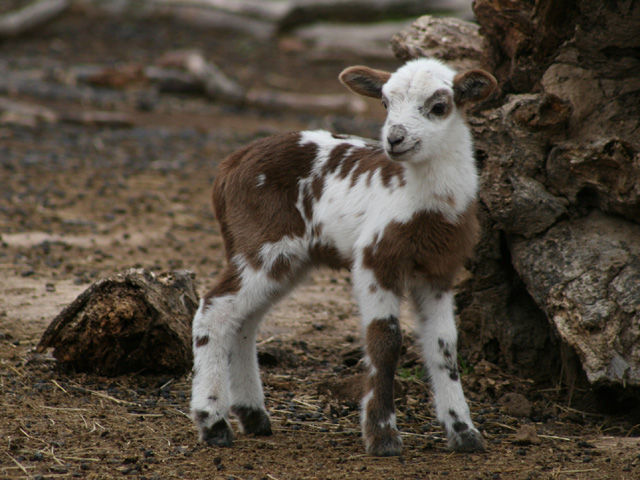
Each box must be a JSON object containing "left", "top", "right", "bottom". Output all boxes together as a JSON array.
[{"left": 190, "top": 58, "right": 497, "bottom": 456}]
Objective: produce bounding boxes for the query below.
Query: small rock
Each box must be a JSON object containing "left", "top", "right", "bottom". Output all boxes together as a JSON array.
[
  {"left": 513, "top": 425, "right": 541, "bottom": 445},
  {"left": 499, "top": 392, "right": 533, "bottom": 417}
]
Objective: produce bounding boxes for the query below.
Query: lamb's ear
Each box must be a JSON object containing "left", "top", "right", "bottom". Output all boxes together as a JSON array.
[
  {"left": 339, "top": 66, "right": 391, "bottom": 99},
  {"left": 453, "top": 69, "right": 497, "bottom": 105}
]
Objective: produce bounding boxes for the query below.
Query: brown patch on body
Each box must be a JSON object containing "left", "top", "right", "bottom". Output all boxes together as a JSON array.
[
  {"left": 309, "top": 242, "right": 349, "bottom": 271},
  {"left": 322, "top": 143, "right": 351, "bottom": 177},
  {"left": 212, "top": 133, "right": 316, "bottom": 273},
  {"left": 301, "top": 185, "right": 314, "bottom": 220},
  {"left": 349, "top": 150, "right": 406, "bottom": 189},
  {"left": 269, "top": 254, "right": 297, "bottom": 282},
  {"left": 363, "top": 203, "right": 479, "bottom": 294},
  {"left": 310, "top": 175, "right": 324, "bottom": 200},
  {"left": 324, "top": 143, "right": 405, "bottom": 190},
  {"left": 204, "top": 265, "right": 242, "bottom": 304}
]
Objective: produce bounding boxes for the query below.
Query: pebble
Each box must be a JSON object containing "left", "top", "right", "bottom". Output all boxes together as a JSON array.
[
  {"left": 499, "top": 392, "right": 533, "bottom": 417},
  {"left": 513, "top": 425, "right": 541, "bottom": 445}
]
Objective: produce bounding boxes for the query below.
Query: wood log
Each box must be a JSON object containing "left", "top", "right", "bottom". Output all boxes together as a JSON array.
[
  {"left": 37, "top": 269, "right": 198, "bottom": 376},
  {"left": 245, "top": 89, "right": 366, "bottom": 114},
  {"left": 168, "top": 7, "right": 275, "bottom": 40},
  {"left": 393, "top": 1, "right": 640, "bottom": 402},
  {"left": 158, "top": 50, "right": 246, "bottom": 102},
  {"left": 390, "top": 15, "right": 484, "bottom": 71},
  {"left": 154, "top": 0, "right": 473, "bottom": 33},
  {"left": 155, "top": 0, "right": 290, "bottom": 22},
  {"left": 0, "top": 0, "right": 69, "bottom": 38},
  {"left": 0, "top": 97, "right": 58, "bottom": 126},
  {"left": 157, "top": 50, "right": 367, "bottom": 113},
  {"left": 292, "top": 21, "right": 408, "bottom": 60},
  {"left": 0, "top": 96, "right": 132, "bottom": 127}
]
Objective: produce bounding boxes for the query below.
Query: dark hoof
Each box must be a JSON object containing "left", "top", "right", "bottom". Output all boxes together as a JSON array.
[
  {"left": 365, "top": 431, "right": 403, "bottom": 457},
  {"left": 448, "top": 428, "right": 486, "bottom": 453},
  {"left": 200, "top": 417, "right": 234, "bottom": 447},
  {"left": 231, "top": 405, "right": 272, "bottom": 436}
]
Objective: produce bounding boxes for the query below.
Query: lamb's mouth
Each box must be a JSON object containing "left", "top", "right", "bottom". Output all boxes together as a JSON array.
[{"left": 386, "top": 141, "right": 420, "bottom": 160}]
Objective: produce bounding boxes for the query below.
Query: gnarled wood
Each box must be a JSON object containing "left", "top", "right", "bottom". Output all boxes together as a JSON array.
[
  {"left": 37, "top": 269, "right": 198, "bottom": 376},
  {"left": 392, "top": 1, "right": 640, "bottom": 399}
]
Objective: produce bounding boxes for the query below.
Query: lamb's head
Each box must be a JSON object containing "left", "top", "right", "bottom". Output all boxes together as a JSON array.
[{"left": 340, "top": 58, "right": 497, "bottom": 164}]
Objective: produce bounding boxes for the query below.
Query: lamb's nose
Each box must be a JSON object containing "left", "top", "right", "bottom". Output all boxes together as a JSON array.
[{"left": 387, "top": 125, "right": 407, "bottom": 148}]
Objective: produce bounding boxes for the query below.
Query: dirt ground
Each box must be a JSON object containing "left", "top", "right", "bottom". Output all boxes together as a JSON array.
[{"left": 1, "top": 9, "right": 639, "bottom": 480}]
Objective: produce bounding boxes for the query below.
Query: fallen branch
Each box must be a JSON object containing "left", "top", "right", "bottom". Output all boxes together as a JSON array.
[
  {"left": 0, "top": 0, "right": 70, "bottom": 38},
  {"left": 0, "top": 97, "right": 57, "bottom": 126},
  {"left": 154, "top": 0, "right": 472, "bottom": 32},
  {"left": 158, "top": 50, "right": 366, "bottom": 113},
  {"left": 245, "top": 89, "right": 366, "bottom": 114},
  {"left": 155, "top": 0, "right": 290, "bottom": 22},
  {"left": 0, "top": 96, "right": 132, "bottom": 127}
]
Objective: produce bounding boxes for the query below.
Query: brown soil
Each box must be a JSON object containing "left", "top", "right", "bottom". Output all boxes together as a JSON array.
[{"left": 1, "top": 9, "right": 639, "bottom": 480}]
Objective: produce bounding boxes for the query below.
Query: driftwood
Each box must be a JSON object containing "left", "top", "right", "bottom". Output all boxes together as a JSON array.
[
  {"left": 154, "top": 0, "right": 473, "bottom": 32},
  {"left": 158, "top": 50, "right": 246, "bottom": 102},
  {"left": 0, "top": 0, "right": 69, "bottom": 37},
  {"left": 393, "top": 2, "right": 640, "bottom": 403},
  {"left": 0, "top": 96, "right": 132, "bottom": 128},
  {"left": 293, "top": 21, "right": 408, "bottom": 60},
  {"left": 168, "top": 7, "right": 276, "bottom": 40},
  {"left": 3, "top": 50, "right": 366, "bottom": 117},
  {"left": 156, "top": 50, "right": 367, "bottom": 113},
  {"left": 37, "top": 269, "right": 198, "bottom": 376},
  {"left": 0, "top": 69, "right": 152, "bottom": 109}
]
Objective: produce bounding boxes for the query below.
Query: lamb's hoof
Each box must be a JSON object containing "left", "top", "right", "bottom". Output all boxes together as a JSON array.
[
  {"left": 199, "top": 417, "right": 234, "bottom": 447},
  {"left": 365, "top": 431, "right": 403, "bottom": 457},
  {"left": 448, "top": 428, "right": 486, "bottom": 453},
  {"left": 232, "top": 405, "right": 273, "bottom": 436}
]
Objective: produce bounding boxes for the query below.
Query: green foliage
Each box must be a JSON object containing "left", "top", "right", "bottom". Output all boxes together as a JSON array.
[
  {"left": 458, "top": 354, "right": 473, "bottom": 377},
  {"left": 397, "top": 366, "right": 425, "bottom": 381}
]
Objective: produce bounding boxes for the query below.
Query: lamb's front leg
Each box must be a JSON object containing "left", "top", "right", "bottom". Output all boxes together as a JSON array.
[
  {"left": 411, "top": 285, "right": 485, "bottom": 452},
  {"left": 354, "top": 267, "right": 403, "bottom": 456}
]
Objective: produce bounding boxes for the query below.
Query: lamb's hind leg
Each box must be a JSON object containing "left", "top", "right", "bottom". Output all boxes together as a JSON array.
[
  {"left": 191, "top": 288, "right": 237, "bottom": 447},
  {"left": 411, "top": 285, "right": 485, "bottom": 452},
  {"left": 191, "top": 264, "right": 285, "bottom": 446},
  {"left": 228, "top": 306, "right": 272, "bottom": 436}
]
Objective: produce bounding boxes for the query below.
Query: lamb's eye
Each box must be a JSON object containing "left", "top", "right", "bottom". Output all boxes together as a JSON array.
[
  {"left": 431, "top": 102, "right": 447, "bottom": 116},
  {"left": 381, "top": 100, "right": 388, "bottom": 110}
]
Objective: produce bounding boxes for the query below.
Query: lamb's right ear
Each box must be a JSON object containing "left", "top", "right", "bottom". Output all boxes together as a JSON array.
[{"left": 339, "top": 66, "right": 391, "bottom": 99}]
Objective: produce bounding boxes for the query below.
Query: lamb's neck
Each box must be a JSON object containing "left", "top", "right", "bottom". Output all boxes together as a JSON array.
[{"left": 403, "top": 146, "right": 478, "bottom": 221}]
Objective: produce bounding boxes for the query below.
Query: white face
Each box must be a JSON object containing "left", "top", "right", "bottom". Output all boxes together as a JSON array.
[{"left": 380, "top": 61, "right": 458, "bottom": 164}]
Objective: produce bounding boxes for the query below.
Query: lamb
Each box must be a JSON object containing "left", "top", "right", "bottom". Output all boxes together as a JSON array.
[{"left": 190, "top": 58, "right": 497, "bottom": 456}]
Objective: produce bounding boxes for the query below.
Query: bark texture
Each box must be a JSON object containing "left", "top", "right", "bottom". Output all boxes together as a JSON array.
[
  {"left": 37, "top": 269, "right": 198, "bottom": 376},
  {"left": 392, "top": 1, "right": 640, "bottom": 399}
]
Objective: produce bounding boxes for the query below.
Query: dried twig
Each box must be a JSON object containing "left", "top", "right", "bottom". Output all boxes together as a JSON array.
[
  {"left": 4, "top": 451, "right": 34, "bottom": 479},
  {"left": 0, "top": 0, "right": 69, "bottom": 38}
]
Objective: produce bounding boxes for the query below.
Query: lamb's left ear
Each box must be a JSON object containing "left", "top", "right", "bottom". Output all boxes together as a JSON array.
[{"left": 453, "top": 69, "right": 497, "bottom": 105}]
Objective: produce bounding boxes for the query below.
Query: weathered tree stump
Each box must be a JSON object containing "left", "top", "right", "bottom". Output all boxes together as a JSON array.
[
  {"left": 392, "top": 0, "right": 640, "bottom": 406},
  {"left": 37, "top": 268, "right": 198, "bottom": 376}
]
